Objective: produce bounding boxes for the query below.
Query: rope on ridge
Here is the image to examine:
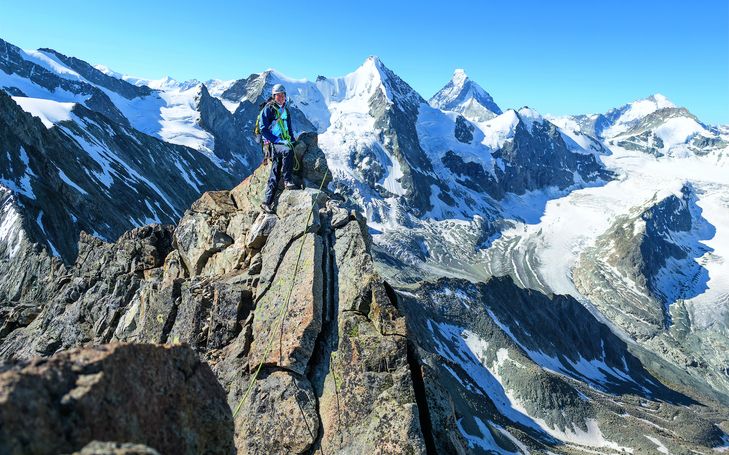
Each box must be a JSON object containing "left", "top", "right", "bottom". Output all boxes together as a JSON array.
[{"left": 232, "top": 167, "right": 330, "bottom": 420}]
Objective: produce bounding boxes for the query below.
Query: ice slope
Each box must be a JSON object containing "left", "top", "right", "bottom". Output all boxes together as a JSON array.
[
  {"left": 10, "top": 97, "right": 74, "bottom": 128},
  {"left": 486, "top": 147, "right": 729, "bottom": 298},
  {"left": 0, "top": 188, "right": 25, "bottom": 259},
  {"left": 84, "top": 74, "right": 217, "bottom": 156}
]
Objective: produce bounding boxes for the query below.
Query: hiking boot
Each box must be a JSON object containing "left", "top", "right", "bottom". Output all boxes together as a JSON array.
[
  {"left": 284, "top": 181, "right": 298, "bottom": 190},
  {"left": 260, "top": 202, "right": 274, "bottom": 214}
]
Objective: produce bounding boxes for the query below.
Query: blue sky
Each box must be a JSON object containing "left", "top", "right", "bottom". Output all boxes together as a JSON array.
[{"left": 2, "top": 0, "right": 728, "bottom": 124}]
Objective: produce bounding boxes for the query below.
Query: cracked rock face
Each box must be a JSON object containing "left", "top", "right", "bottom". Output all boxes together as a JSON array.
[{"left": 0, "top": 142, "right": 427, "bottom": 454}]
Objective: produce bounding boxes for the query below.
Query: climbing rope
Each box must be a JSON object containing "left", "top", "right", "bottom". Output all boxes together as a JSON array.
[
  {"left": 233, "top": 167, "right": 330, "bottom": 419},
  {"left": 274, "top": 105, "right": 300, "bottom": 172}
]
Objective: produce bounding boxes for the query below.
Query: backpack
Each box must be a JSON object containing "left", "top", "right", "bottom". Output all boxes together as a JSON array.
[
  {"left": 254, "top": 98, "right": 295, "bottom": 163},
  {"left": 253, "top": 96, "right": 274, "bottom": 145}
]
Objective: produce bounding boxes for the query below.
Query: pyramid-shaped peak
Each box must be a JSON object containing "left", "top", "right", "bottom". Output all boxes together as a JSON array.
[
  {"left": 430, "top": 69, "right": 502, "bottom": 120},
  {"left": 452, "top": 69, "right": 469, "bottom": 85},
  {"left": 364, "top": 55, "right": 384, "bottom": 67},
  {"left": 356, "top": 56, "right": 391, "bottom": 78},
  {"left": 331, "top": 55, "right": 424, "bottom": 107}
]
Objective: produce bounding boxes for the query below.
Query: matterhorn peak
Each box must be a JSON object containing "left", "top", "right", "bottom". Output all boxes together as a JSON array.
[
  {"left": 430, "top": 69, "right": 502, "bottom": 121},
  {"left": 451, "top": 68, "right": 469, "bottom": 86},
  {"left": 365, "top": 55, "right": 383, "bottom": 66}
]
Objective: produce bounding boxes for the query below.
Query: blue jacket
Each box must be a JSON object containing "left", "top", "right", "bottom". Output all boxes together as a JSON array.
[{"left": 260, "top": 101, "right": 295, "bottom": 145}]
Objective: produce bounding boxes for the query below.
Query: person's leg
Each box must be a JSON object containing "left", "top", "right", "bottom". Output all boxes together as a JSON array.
[
  {"left": 263, "top": 148, "right": 282, "bottom": 206},
  {"left": 280, "top": 144, "right": 294, "bottom": 185}
]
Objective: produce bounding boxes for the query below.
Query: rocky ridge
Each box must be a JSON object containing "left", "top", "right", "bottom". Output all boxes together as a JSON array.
[{"left": 0, "top": 135, "right": 426, "bottom": 454}]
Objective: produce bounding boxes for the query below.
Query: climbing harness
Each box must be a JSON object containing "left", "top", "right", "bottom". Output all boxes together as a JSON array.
[
  {"left": 272, "top": 104, "right": 300, "bottom": 172},
  {"left": 255, "top": 101, "right": 300, "bottom": 171}
]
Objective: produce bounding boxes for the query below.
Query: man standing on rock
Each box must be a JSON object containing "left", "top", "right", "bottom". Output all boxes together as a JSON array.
[{"left": 260, "top": 83, "right": 297, "bottom": 214}]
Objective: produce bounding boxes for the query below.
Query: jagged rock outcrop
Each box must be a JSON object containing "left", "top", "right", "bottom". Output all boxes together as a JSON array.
[
  {"left": 197, "top": 84, "right": 258, "bottom": 173},
  {"left": 0, "top": 190, "right": 65, "bottom": 338},
  {"left": 0, "top": 343, "right": 233, "bottom": 455},
  {"left": 0, "top": 135, "right": 427, "bottom": 454},
  {"left": 490, "top": 112, "right": 611, "bottom": 196}
]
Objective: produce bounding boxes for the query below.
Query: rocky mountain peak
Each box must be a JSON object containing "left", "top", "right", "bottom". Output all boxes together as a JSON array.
[
  {"left": 429, "top": 68, "right": 502, "bottom": 121},
  {"left": 646, "top": 92, "right": 676, "bottom": 107},
  {"left": 345, "top": 55, "right": 424, "bottom": 109},
  {"left": 451, "top": 68, "right": 468, "bottom": 86},
  {"left": 515, "top": 106, "right": 545, "bottom": 132}
]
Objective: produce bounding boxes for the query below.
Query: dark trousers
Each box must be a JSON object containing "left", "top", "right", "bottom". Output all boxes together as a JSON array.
[{"left": 264, "top": 143, "right": 293, "bottom": 206}]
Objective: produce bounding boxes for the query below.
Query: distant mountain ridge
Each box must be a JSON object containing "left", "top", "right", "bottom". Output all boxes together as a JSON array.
[{"left": 3, "top": 36, "right": 729, "bottom": 454}]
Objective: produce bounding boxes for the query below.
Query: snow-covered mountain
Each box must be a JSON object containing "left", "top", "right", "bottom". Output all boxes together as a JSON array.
[
  {"left": 0, "top": 38, "right": 240, "bottom": 264},
  {"left": 3, "top": 35, "right": 729, "bottom": 454},
  {"left": 0, "top": 89, "right": 234, "bottom": 260},
  {"left": 429, "top": 68, "right": 503, "bottom": 121},
  {"left": 1, "top": 39, "right": 261, "bottom": 176},
  {"left": 550, "top": 94, "right": 728, "bottom": 160}
]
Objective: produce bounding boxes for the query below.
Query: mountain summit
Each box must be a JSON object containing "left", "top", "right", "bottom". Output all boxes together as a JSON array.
[{"left": 429, "top": 69, "right": 502, "bottom": 121}]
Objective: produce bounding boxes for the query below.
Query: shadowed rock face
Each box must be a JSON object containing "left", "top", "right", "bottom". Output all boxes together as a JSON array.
[
  {"left": 38, "top": 48, "right": 154, "bottom": 100},
  {"left": 197, "top": 84, "right": 261, "bottom": 175},
  {"left": 454, "top": 115, "right": 475, "bottom": 144},
  {"left": 0, "top": 343, "right": 234, "bottom": 455},
  {"left": 0, "top": 39, "right": 131, "bottom": 126},
  {"left": 492, "top": 116, "right": 611, "bottom": 196},
  {"left": 0, "top": 138, "right": 427, "bottom": 454},
  {"left": 575, "top": 184, "right": 715, "bottom": 338},
  {"left": 399, "top": 276, "right": 728, "bottom": 455},
  {"left": 0, "top": 90, "right": 236, "bottom": 264}
]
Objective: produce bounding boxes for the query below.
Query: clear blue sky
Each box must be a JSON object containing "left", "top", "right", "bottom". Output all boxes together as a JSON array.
[{"left": 2, "top": 0, "right": 728, "bottom": 124}]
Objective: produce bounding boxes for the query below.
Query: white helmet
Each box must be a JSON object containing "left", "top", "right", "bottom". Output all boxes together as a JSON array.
[{"left": 272, "top": 84, "right": 286, "bottom": 95}]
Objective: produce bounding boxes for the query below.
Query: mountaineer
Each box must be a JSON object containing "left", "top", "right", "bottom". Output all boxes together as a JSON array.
[{"left": 258, "top": 83, "right": 297, "bottom": 214}]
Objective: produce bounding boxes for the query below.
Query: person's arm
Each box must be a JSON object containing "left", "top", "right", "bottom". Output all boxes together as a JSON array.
[{"left": 260, "top": 105, "right": 279, "bottom": 144}]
